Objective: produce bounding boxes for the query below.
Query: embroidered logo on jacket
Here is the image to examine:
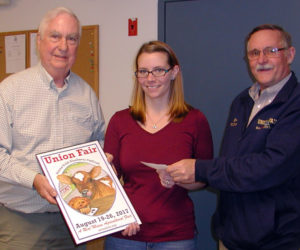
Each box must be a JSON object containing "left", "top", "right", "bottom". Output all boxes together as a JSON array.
[
  {"left": 230, "top": 118, "right": 238, "bottom": 127},
  {"left": 256, "top": 118, "right": 277, "bottom": 130}
]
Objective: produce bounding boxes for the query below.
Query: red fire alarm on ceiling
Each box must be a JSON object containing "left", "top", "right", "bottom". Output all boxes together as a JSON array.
[{"left": 128, "top": 18, "right": 138, "bottom": 36}]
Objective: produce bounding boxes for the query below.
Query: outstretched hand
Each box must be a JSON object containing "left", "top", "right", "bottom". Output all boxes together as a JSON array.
[
  {"left": 166, "top": 159, "right": 196, "bottom": 183},
  {"left": 33, "top": 173, "right": 57, "bottom": 204}
]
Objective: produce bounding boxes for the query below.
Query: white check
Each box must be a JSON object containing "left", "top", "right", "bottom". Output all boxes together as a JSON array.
[{"left": 140, "top": 161, "right": 167, "bottom": 170}]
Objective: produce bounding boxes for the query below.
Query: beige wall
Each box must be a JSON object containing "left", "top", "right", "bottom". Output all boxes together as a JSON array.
[{"left": 0, "top": 0, "right": 158, "bottom": 124}]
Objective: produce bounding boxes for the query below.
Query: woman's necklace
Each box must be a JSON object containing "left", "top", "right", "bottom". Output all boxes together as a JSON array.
[{"left": 146, "top": 112, "right": 167, "bottom": 129}]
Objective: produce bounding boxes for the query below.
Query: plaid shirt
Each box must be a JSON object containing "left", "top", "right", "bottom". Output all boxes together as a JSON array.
[{"left": 0, "top": 63, "right": 105, "bottom": 213}]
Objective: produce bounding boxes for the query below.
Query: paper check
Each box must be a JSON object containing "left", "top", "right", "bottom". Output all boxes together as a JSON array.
[{"left": 140, "top": 161, "right": 167, "bottom": 170}]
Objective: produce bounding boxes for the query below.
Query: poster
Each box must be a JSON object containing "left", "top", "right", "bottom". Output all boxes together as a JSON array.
[{"left": 36, "top": 141, "right": 141, "bottom": 245}]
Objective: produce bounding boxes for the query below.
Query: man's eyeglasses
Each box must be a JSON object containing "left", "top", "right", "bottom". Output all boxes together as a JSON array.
[
  {"left": 135, "top": 67, "right": 173, "bottom": 78},
  {"left": 247, "top": 47, "right": 288, "bottom": 60}
]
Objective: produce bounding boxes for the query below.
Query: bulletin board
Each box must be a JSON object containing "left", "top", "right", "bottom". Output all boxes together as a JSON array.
[
  {"left": 72, "top": 25, "right": 99, "bottom": 96},
  {"left": 0, "top": 25, "right": 99, "bottom": 97}
]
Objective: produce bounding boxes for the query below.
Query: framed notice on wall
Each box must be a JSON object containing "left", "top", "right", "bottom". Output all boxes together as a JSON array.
[{"left": 0, "top": 31, "right": 28, "bottom": 81}]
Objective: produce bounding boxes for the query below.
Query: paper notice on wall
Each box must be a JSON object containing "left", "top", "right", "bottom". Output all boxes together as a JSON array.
[
  {"left": 5, "top": 34, "right": 26, "bottom": 73},
  {"left": 30, "top": 32, "right": 38, "bottom": 67}
]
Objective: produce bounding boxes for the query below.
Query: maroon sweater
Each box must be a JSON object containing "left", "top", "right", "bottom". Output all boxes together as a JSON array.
[{"left": 104, "top": 108, "right": 213, "bottom": 242}]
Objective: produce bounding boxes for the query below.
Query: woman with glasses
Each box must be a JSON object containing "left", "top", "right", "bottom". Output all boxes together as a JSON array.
[{"left": 104, "top": 40, "right": 213, "bottom": 250}]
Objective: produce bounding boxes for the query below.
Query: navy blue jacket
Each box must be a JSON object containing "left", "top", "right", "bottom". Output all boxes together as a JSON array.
[{"left": 196, "top": 72, "right": 300, "bottom": 250}]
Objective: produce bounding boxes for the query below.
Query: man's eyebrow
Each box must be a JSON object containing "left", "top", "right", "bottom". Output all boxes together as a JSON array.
[
  {"left": 48, "top": 30, "right": 60, "bottom": 35},
  {"left": 48, "top": 31, "right": 79, "bottom": 36},
  {"left": 67, "top": 33, "right": 80, "bottom": 37}
]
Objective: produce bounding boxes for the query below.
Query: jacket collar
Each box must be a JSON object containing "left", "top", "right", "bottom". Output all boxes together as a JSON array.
[{"left": 240, "top": 71, "right": 298, "bottom": 106}]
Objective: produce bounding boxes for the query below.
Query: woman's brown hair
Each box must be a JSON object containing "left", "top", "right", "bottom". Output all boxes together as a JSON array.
[{"left": 130, "top": 40, "right": 191, "bottom": 123}]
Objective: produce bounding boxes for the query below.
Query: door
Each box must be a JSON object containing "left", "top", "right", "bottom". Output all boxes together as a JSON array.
[{"left": 158, "top": 1, "right": 300, "bottom": 249}]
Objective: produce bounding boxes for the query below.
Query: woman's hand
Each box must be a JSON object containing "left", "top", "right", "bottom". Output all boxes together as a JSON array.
[
  {"left": 121, "top": 222, "right": 140, "bottom": 236},
  {"left": 156, "top": 169, "right": 175, "bottom": 188},
  {"left": 105, "top": 153, "right": 113, "bottom": 164},
  {"left": 105, "top": 152, "right": 117, "bottom": 175}
]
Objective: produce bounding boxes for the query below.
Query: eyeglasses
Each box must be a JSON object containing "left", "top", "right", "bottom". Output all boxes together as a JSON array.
[
  {"left": 135, "top": 67, "right": 173, "bottom": 78},
  {"left": 247, "top": 47, "right": 287, "bottom": 60}
]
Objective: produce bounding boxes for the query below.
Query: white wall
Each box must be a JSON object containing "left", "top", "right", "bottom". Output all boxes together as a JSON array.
[{"left": 0, "top": 0, "right": 158, "bottom": 125}]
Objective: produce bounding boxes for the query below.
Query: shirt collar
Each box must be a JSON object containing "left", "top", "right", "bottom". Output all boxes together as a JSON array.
[
  {"left": 249, "top": 72, "right": 292, "bottom": 101},
  {"left": 38, "top": 63, "right": 71, "bottom": 90}
]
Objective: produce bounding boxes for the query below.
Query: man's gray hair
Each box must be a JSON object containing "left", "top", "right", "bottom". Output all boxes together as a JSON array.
[{"left": 38, "top": 7, "right": 81, "bottom": 39}]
